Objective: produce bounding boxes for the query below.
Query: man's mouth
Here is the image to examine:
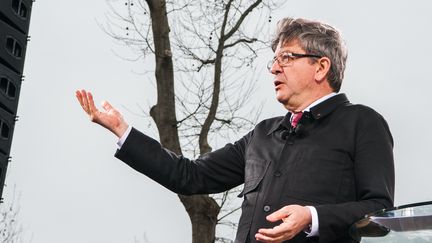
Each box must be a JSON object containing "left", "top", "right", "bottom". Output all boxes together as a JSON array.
[{"left": 274, "top": 80, "right": 283, "bottom": 89}]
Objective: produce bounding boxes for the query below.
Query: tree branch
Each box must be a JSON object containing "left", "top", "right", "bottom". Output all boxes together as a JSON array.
[
  {"left": 223, "top": 37, "right": 257, "bottom": 49},
  {"left": 223, "top": 0, "right": 263, "bottom": 41},
  {"left": 217, "top": 206, "right": 242, "bottom": 222}
]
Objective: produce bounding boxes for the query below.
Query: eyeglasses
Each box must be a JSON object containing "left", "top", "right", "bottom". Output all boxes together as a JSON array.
[{"left": 267, "top": 51, "right": 322, "bottom": 71}]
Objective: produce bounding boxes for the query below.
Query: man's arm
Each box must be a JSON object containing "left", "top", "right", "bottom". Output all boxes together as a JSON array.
[
  {"left": 76, "top": 89, "right": 248, "bottom": 194},
  {"left": 115, "top": 127, "right": 249, "bottom": 194}
]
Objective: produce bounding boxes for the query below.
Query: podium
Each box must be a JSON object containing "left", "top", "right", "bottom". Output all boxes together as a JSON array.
[{"left": 350, "top": 201, "right": 432, "bottom": 242}]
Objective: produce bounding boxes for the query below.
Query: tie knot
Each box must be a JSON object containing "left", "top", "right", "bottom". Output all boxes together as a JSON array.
[{"left": 291, "top": 112, "right": 303, "bottom": 128}]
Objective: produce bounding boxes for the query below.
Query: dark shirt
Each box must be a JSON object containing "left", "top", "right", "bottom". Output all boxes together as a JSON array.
[{"left": 115, "top": 93, "right": 395, "bottom": 243}]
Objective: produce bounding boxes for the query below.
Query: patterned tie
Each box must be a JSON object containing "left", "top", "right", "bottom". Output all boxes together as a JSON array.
[{"left": 291, "top": 112, "right": 303, "bottom": 128}]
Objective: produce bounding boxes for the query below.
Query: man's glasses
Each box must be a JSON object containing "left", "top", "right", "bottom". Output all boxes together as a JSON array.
[{"left": 267, "top": 52, "right": 322, "bottom": 71}]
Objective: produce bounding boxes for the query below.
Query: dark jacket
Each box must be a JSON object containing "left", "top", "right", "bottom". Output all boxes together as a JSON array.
[{"left": 115, "top": 93, "right": 395, "bottom": 243}]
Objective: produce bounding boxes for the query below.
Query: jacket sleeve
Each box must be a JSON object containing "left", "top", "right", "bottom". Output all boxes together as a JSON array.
[
  {"left": 114, "top": 127, "right": 251, "bottom": 195},
  {"left": 316, "top": 110, "right": 395, "bottom": 243}
]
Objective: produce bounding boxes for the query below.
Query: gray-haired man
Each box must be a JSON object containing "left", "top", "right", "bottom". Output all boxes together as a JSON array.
[{"left": 76, "top": 17, "right": 394, "bottom": 243}]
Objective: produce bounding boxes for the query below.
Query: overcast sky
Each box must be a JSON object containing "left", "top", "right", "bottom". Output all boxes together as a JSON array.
[{"left": 3, "top": 0, "right": 432, "bottom": 242}]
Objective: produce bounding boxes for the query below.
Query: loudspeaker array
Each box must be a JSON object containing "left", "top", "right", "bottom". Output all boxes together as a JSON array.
[{"left": 0, "top": 0, "right": 33, "bottom": 201}]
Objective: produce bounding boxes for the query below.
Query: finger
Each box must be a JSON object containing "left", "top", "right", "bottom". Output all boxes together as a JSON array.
[
  {"left": 266, "top": 207, "right": 290, "bottom": 222},
  {"left": 79, "top": 90, "right": 91, "bottom": 114},
  {"left": 258, "top": 223, "right": 290, "bottom": 237},
  {"left": 86, "top": 91, "right": 99, "bottom": 115},
  {"left": 101, "top": 100, "right": 113, "bottom": 112},
  {"left": 255, "top": 232, "right": 284, "bottom": 243},
  {"left": 79, "top": 89, "right": 90, "bottom": 113},
  {"left": 75, "top": 90, "right": 85, "bottom": 107}
]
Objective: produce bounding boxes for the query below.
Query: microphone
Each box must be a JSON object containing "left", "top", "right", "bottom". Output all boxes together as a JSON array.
[
  {"left": 294, "top": 124, "right": 304, "bottom": 136},
  {"left": 281, "top": 129, "right": 289, "bottom": 140},
  {"left": 281, "top": 124, "right": 304, "bottom": 140}
]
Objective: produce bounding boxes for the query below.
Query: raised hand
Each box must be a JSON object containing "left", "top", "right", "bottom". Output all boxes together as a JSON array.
[
  {"left": 255, "top": 205, "right": 312, "bottom": 242},
  {"left": 75, "top": 89, "right": 129, "bottom": 138}
]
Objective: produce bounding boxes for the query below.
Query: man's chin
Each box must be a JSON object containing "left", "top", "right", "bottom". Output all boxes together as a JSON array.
[
  {"left": 276, "top": 95, "right": 296, "bottom": 111},
  {"left": 276, "top": 95, "right": 289, "bottom": 106}
]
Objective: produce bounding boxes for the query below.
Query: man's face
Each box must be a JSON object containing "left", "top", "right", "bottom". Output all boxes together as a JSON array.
[{"left": 270, "top": 40, "right": 319, "bottom": 111}]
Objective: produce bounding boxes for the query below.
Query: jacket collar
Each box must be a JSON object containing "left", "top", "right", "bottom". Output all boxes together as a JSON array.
[{"left": 267, "top": 93, "right": 350, "bottom": 135}]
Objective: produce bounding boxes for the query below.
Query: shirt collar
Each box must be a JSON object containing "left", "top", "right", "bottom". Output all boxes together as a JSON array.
[
  {"left": 267, "top": 93, "right": 350, "bottom": 135},
  {"left": 303, "top": 92, "right": 337, "bottom": 112}
]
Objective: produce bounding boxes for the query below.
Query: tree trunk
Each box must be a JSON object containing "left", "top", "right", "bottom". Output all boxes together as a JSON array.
[
  {"left": 179, "top": 194, "right": 221, "bottom": 243},
  {"left": 147, "top": 0, "right": 181, "bottom": 154},
  {"left": 146, "top": 1, "right": 220, "bottom": 242}
]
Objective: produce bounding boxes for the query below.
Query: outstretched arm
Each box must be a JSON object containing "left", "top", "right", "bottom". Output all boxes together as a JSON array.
[{"left": 75, "top": 89, "right": 129, "bottom": 138}]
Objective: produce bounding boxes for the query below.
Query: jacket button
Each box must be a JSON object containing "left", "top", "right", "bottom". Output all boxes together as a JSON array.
[
  {"left": 274, "top": 171, "right": 281, "bottom": 177},
  {"left": 263, "top": 205, "right": 271, "bottom": 212}
]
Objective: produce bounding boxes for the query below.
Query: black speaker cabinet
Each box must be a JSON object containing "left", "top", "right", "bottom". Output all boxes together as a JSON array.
[
  {"left": 0, "top": 19, "right": 28, "bottom": 74},
  {"left": 0, "top": 151, "right": 9, "bottom": 201},
  {"left": 0, "top": 0, "right": 33, "bottom": 200},
  {"left": 0, "top": 62, "right": 22, "bottom": 115},
  {"left": 0, "top": 0, "right": 33, "bottom": 34},
  {"left": 0, "top": 105, "right": 16, "bottom": 155}
]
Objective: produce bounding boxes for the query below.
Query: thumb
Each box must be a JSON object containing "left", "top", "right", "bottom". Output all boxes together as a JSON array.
[
  {"left": 101, "top": 100, "right": 113, "bottom": 111},
  {"left": 266, "top": 206, "right": 291, "bottom": 222}
]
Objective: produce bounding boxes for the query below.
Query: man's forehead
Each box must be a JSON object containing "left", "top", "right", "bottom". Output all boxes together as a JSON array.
[{"left": 275, "top": 39, "right": 304, "bottom": 53}]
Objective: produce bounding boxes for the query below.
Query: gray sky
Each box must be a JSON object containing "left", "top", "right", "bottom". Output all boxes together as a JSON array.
[{"left": 3, "top": 0, "right": 432, "bottom": 242}]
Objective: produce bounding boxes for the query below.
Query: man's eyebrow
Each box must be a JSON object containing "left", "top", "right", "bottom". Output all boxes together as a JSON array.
[{"left": 274, "top": 50, "right": 293, "bottom": 56}]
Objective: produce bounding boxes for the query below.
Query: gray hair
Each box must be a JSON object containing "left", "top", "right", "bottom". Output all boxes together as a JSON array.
[{"left": 271, "top": 18, "right": 348, "bottom": 92}]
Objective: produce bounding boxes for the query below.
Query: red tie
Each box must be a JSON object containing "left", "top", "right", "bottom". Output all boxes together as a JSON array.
[{"left": 291, "top": 112, "right": 303, "bottom": 128}]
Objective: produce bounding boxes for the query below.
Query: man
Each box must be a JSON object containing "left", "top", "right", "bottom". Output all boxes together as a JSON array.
[{"left": 76, "top": 17, "right": 394, "bottom": 243}]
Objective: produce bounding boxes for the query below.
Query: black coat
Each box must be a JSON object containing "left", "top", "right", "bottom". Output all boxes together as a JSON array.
[{"left": 115, "top": 93, "right": 395, "bottom": 243}]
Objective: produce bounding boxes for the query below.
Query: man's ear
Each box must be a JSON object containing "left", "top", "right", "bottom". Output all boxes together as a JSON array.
[{"left": 315, "top": 57, "right": 331, "bottom": 82}]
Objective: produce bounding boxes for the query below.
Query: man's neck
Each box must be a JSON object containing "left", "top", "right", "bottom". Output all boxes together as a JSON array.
[
  {"left": 303, "top": 92, "right": 338, "bottom": 112},
  {"left": 286, "top": 91, "right": 337, "bottom": 113}
]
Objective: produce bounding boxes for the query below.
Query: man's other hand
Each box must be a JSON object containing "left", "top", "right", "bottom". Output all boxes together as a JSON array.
[
  {"left": 255, "top": 205, "right": 312, "bottom": 243},
  {"left": 75, "top": 89, "right": 129, "bottom": 138}
]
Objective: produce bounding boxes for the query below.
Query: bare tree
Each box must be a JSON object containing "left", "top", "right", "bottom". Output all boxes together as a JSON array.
[
  {"left": 0, "top": 189, "right": 24, "bottom": 243},
  {"left": 102, "top": 0, "right": 283, "bottom": 242}
]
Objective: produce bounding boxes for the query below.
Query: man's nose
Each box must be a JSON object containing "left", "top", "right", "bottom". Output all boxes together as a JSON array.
[{"left": 270, "top": 61, "right": 283, "bottom": 75}]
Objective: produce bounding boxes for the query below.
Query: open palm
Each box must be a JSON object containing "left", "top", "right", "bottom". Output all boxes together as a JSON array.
[{"left": 75, "top": 89, "right": 128, "bottom": 137}]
